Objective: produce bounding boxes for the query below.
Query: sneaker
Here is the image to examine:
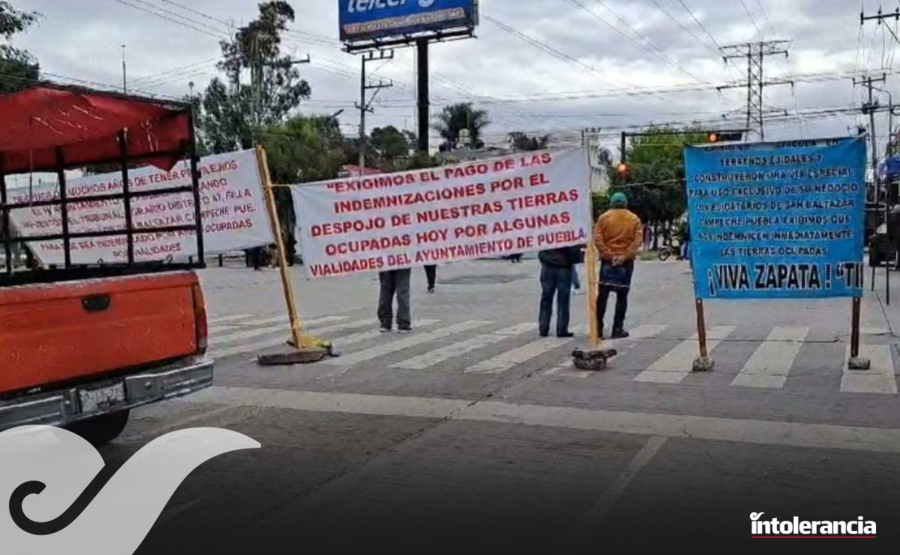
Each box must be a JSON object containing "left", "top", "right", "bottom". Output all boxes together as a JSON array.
[
  {"left": 611, "top": 329, "right": 630, "bottom": 339},
  {"left": 539, "top": 330, "right": 549, "bottom": 338},
  {"left": 557, "top": 332, "right": 575, "bottom": 338},
  {"left": 427, "top": 287, "right": 435, "bottom": 294},
  {"left": 398, "top": 327, "right": 413, "bottom": 333},
  {"left": 380, "top": 327, "right": 392, "bottom": 334}
]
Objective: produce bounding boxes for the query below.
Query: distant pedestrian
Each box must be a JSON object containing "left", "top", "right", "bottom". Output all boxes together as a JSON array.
[
  {"left": 378, "top": 269, "right": 412, "bottom": 333},
  {"left": 571, "top": 265, "right": 582, "bottom": 293},
  {"left": 509, "top": 253, "right": 523, "bottom": 263},
  {"left": 538, "top": 245, "right": 582, "bottom": 338},
  {"left": 424, "top": 265, "right": 437, "bottom": 293},
  {"left": 594, "top": 192, "right": 643, "bottom": 339}
]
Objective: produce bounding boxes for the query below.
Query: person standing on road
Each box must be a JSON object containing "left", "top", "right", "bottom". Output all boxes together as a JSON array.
[
  {"left": 594, "top": 192, "right": 643, "bottom": 339},
  {"left": 424, "top": 265, "right": 437, "bottom": 293},
  {"left": 538, "top": 246, "right": 582, "bottom": 338},
  {"left": 379, "top": 269, "right": 413, "bottom": 333}
]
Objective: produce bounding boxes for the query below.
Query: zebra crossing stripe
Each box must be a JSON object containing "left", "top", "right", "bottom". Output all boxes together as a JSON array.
[
  {"left": 209, "top": 315, "right": 346, "bottom": 336},
  {"left": 212, "top": 315, "right": 349, "bottom": 345},
  {"left": 633, "top": 326, "right": 736, "bottom": 384},
  {"left": 392, "top": 323, "right": 539, "bottom": 370},
  {"left": 841, "top": 345, "right": 897, "bottom": 394},
  {"left": 207, "top": 314, "right": 252, "bottom": 326},
  {"left": 621, "top": 324, "right": 668, "bottom": 339},
  {"left": 465, "top": 325, "right": 586, "bottom": 375},
  {"left": 544, "top": 358, "right": 593, "bottom": 379},
  {"left": 731, "top": 327, "right": 809, "bottom": 389},
  {"left": 861, "top": 301, "right": 891, "bottom": 336},
  {"left": 323, "top": 321, "right": 491, "bottom": 366},
  {"left": 335, "top": 320, "right": 441, "bottom": 348},
  {"left": 209, "top": 318, "right": 378, "bottom": 359}
]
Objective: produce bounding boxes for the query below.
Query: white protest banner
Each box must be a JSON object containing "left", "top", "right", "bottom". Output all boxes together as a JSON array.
[
  {"left": 8, "top": 149, "right": 273, "bottom": 264},
  {"left": 291, "top": 149, "right": 591, "bottom": 279}
]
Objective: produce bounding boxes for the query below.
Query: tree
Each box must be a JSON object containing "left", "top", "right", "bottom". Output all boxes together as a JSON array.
[
  {"left": 0, "top": 2, "right": 40, "bottom": 95},
  {"left": 199, "top": 1, "right": 310, "bottom": 153},
  {"left": 508, "top": 132, "right": 549, "bottom": 151},
  {"left": 260, "top": 114, "right": 346, "bottom": 184},
  {"left": 433, "top": 103, "right": 489, "bottom": 151},
  {"left": 370, "top": 126, "right": 412, "bottom": 163},
  {"left": 606, "top": 125, "right": 708, "bottom": 247}
]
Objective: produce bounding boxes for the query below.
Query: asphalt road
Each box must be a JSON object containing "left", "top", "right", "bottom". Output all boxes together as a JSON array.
[{"left": 104, "top": 257, "right": 900, "bottom": 552}]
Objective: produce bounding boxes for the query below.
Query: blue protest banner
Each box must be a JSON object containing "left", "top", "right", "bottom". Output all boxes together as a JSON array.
[{"left": 684, "top": 137, "right": 867, "bottom": 300}]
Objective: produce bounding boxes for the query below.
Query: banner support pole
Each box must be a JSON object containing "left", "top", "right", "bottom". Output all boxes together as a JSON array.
[
  {"left": 255, "top": 146, "right": 311, "bottom": 353},
  {"left": 572, "top": 136, "right": 617, "bottom": 371},
  {"left": 849, "top": 296, "right": 871, "bottom": 370}
]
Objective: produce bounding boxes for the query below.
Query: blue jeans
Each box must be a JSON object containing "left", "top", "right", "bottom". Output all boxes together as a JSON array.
[
  {"left": 571, "top": 266, "right": 581, "bottom": 290},
  {"left": 539, "top": 265, "right": 573, "bottom": 336}
]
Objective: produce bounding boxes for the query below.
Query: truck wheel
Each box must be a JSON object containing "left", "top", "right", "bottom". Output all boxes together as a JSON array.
[{"left": 67, "top": 410, "right": 130, "bottom": 447}]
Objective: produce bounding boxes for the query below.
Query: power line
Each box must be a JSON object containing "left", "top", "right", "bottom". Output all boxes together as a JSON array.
[
  {"left": 677, "top": 0, "right": 723, "bottom": 50},
  {"left": 109, "top": 0, "right": 227, "bottom": 40},
  {"left": 570, "top": 0, "right": 706, "bottom": 84},
  {"left": 645, "top": 0, "right": 719, "bottom": 56},
  {"left": 738, "top": 0, "right": 765, "bottom": 38}
]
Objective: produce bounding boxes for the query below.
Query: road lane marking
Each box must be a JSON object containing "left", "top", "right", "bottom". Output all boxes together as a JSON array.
[
  {"left": 633, "top": 326, "right": 736, "bottom": 384},
  {"left": 211, "top": 318, "right": 382, "bottom": 359},
  {"left": 731, "top": 326, "right": 808, "bottom": 389},
  {"left": 192, "top": 386, "right": 900, "bottom": 454},
  {"left": 331, "top": 320, "right": 441, "bottom": 349},
  {"left": 207, "top": 314, "right": 252, "bottom": 326},
  {"left": 544, "top": 358, "right": 593, "bottom": 379},
  {"left": 323, "top": 321, "right": 491, "bottom": 366},
  {"left": 622, "top": 324, "right": 668, "bottom": 339},
  {"left": 556, "top": 436, "right": 668, "bottom": 552},
  {"left": 464, "top": 325, "right": 586, "bottom": 375},
  {"left": 211, "top": 315, "right": 348, "bottom": 344},
  {"left": 841, "top": 345, "right": 897, "bottom": 394},
  {"left": 392, "top": 323, "right": 538, "bottom": 370}
]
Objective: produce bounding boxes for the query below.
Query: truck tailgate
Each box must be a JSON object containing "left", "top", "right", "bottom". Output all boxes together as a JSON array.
[{"left": 0, "top": 271, "right": 199, "bottom": 395}]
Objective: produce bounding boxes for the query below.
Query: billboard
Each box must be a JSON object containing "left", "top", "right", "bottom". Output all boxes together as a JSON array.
[{"left": 339, "top": 0, "right": 477, "bottom": 43}]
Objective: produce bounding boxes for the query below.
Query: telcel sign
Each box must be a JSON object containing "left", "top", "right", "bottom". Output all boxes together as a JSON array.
[{"left": 339, "top": 0, "right": 478, "bottom": 43}]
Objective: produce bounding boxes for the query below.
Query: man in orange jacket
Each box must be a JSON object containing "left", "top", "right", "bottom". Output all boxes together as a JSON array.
[{"left": 594, "top": 192, "right": 644, "bottom": 338}]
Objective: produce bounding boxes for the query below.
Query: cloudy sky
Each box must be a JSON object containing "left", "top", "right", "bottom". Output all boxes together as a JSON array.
[{"left": 11, "top": 0, "right": 897, "bottom": 149}]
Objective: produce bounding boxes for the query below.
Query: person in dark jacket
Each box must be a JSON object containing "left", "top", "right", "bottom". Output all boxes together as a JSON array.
[
  {"left": 538, "top": 246, "right": 582, "bottom": 338},
  {"left": 424, "top": 264, "right": 437, "bottom": 293}
]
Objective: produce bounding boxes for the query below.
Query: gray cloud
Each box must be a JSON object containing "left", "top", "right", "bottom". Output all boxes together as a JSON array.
[{"left": 12, "top": 0, "right": 893, "bottom": 147}]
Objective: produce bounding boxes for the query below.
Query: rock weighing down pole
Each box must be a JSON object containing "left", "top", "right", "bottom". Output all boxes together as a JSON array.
[{"left": 255, "top": 146, "right": 332, "bottom": 366}]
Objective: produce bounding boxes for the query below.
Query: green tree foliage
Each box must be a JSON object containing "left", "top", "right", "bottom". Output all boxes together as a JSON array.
[
  {"left": 434, "top": 103, "right": 489, "bottom": 151},
  {"left": 606, "top": 125, "right": 709, "bottom": 225},
  {"left": 199, "top": 1, "right": 310, "bottom": 152},
  {"left": 508, "top": 132, "right": 549, "bottom": 152},
  {"left": 0, "top": 1, "right": 40, "bottom": 95},
  {"left": 370, "top": 126, "right": 412, "bottom": 163},
  {"left": 260, "top": 114, "right": 346, "bottom": 184}
]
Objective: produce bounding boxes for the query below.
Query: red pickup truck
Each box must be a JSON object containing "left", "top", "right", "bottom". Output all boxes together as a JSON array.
[{"left": 0, "top": 85, "right": 213, "bottom": 445}]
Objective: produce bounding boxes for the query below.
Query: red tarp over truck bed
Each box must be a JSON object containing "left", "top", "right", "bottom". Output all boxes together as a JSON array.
[{"left": 0, "top": 85, "right": 191, "bottom": 173}]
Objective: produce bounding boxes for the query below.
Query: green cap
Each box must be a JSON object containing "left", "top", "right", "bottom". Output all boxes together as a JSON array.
[{"left": 610, "top": 192, "right": 628, "bottom": 208}]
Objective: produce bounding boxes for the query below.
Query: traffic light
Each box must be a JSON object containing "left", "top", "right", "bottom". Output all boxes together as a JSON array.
[
  {"left": 616, "top": 163, "right": 629, "bottom": 178},
  {"left": 710, "top": 131, "right": 744, "bottom": 143}
]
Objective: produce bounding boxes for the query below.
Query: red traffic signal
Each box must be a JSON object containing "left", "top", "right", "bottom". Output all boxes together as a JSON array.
[
  {"left": 708, "top": 133, "right": 719, "bottom": 143},
  {"left": 617, "top": 163, "right": 629, "bottom": 176}
]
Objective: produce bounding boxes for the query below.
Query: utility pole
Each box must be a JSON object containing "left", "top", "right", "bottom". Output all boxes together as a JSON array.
[
  {"left": 854, "top": 74, "right": 887, "bottom": 199},
  {"left": 417, "top": 39, "right": 430, "bottom": 155},
  {"left": 717, "top": 41, "right": 793, "bottom": 141},
  {"left": 121, "top": 45, "right": 127, "bottom": 94},
  {"left": 356, "top": 49, "right": 394, "bottom": 174}
]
